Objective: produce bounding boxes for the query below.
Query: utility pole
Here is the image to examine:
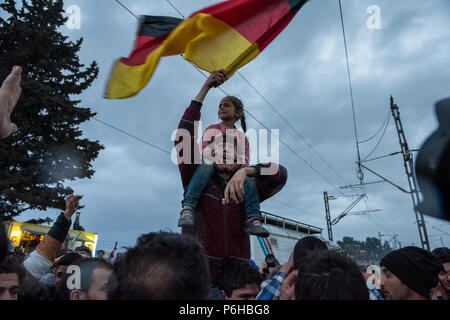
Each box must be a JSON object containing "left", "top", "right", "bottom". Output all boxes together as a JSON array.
[
  {"left": 432, "top": 226, "right": 449, "bottom": 247},
  {"left": 393, "top": 234, "right": 400, "bottom": 250},
  {"left": 324, "top": 192, "right": 333, "bottom": 242},
  {"left": 390, "top": 96, "right": 430, "bottom": 251},
  {"left": 323, "top": 192, "right": 366, "bottom": 243}
]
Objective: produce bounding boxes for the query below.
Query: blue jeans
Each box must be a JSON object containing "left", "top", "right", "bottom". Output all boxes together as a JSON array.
[{"left": 182, "top": 163, "right": 261, "bottom": 220}]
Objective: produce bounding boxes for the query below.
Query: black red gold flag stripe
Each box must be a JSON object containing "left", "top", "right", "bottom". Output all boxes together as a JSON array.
[{"left": 105, "top": 0, "right": 309, "bottom": 99}]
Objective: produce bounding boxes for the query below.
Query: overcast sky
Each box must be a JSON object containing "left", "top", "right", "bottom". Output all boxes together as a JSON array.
[{"left": 10, "top": 0, "right": 450, "bottom": 254}]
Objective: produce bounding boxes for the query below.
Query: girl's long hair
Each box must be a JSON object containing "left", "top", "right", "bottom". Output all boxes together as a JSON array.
[{"left": 225, "top": 96, "right": 247, "bottom": 133}]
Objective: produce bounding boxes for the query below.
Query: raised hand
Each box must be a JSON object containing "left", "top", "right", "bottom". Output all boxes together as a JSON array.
[
  {"left": 194, "top": 69, "right": 228, "bottom": 103},
  {"left": 224, "top": 167, "right": 247, "bottom": 203},
  {"left": 279, "top": 270, "right": 298, "bottom": 300},
  {"left": 63, "top": 194, "right": 80, "bottom": 221},
  {"left": 0, "top": 66, "right": 22, "bottom": 139},
  {"left": 206, "top": 69, "right": 227, "bottom": 88}
]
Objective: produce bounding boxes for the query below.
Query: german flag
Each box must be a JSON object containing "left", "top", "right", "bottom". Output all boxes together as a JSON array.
[{"left": 105, "top": 0, "right": 309, "bottom": 99}]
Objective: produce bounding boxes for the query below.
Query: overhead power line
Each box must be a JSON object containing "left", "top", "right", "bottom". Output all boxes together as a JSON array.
[
  {"left": 358, "top": 108, "right": 391, "bottom": 144},
  {"left": 338, "top": 0, "right": 363, "bottom": 185},
  {"left": 7, "top": 72, "right": 172, "bottom": 156},
  {"left": 114, "top": 0, "right": 139, "bottom": 19},
  {"left": 236, "top": 72, "right": 351, "bottom": 187},
  {"left": 93, "top": 118, "right": 171, "bottom": 155},
  {"left": 361, "top": 108, "right": 391, "bottom": 161},
  {"left": 165, "top": 0, "right": 186, "bottom": 19}
]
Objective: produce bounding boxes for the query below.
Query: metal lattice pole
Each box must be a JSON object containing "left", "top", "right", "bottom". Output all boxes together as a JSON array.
[
  {"left": 324, "top": 192, "right": 333, "bottom": 242},
  {"left": 390, "top": 97, "right": 430, "bottom": 251}
]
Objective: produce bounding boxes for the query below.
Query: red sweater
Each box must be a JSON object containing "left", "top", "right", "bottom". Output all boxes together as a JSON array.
[{"left": 175, "top": 101, "right": 288, "bottom": 284}]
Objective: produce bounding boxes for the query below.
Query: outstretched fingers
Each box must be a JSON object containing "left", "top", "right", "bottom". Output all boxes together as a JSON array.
[
  {"left": 1, "top": 66, "right": 22, "bottom": 110},
  {"left": 0, "top": 66, "right": 22, "bottom": 138}
]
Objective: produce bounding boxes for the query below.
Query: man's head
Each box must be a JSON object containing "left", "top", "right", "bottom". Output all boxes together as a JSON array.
[
  {"left": 295, "top": 250, "right": 369, "bottom": 300},
  {"left": 207, "top": 133, "right": 243, "bottom": 169},
  {"left": 432, "top": 247, "right": 450, "bottom": 293},
  {"left": 58, "top": 258, "right": 113, "bottom": 300},
  {"left": 218, "top": 261, "right": 263, "bottom": 300},
  {"left": 74, "top": 245, "right": 92, "bottom": 257},
  {"left": 0, "top": 254, "right": 26, "bottom": 300},
  {"left": 97, "top": 250, "right": 105, "bottom": 259},
  {"left": 293, "top": 236, "right": 328, "bottom": 269},
  {"left": 109, "top": 231, "right": 210, "bottom": 300},
  {"left": 380, "top": 246, "right": 444, "bottom": 300},
  {"left": 53, "top": 252, "right": 82, "bottom": 288}
]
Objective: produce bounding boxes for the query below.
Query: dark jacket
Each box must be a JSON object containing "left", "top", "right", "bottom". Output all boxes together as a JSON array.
[{"left": 176, "top": 101, "right": 288, "bottom": 284}]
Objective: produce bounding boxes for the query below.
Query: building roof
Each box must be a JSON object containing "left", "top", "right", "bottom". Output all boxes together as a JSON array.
[{"left": 261, "top": 211, "right": 322, "bottom": 235}]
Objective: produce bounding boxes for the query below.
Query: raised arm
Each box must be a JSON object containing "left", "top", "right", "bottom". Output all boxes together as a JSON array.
[
  {"left": 24, "top": 195, "right": 80, "bottom": 279},
  {"left": 175, "top": 70, "right": 228, "bottom": 188},
  {"left": 37, "top": 195, "right": 80, "bottom": 260}
]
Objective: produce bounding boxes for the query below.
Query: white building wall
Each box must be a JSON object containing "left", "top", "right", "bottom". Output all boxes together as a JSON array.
[{"left": 250, "top": 224, "right": 314, "bottom": 267}]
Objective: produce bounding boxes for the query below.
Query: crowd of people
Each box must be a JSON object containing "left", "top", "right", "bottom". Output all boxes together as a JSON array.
[
  {"left": 1, "top": 208, "right": 449, "bottom": 300},
  {"left": 1, "top": 66, "right": 450, "bottom": 301}
]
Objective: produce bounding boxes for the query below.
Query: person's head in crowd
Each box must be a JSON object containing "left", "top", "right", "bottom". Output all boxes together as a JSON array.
[
  {"left": 295, "top": 250, "right": 369, "bottom": 300},
  {"left": 432, "top": 247, "right": 450, "bottom": 294},
  {"left": 293, "top": 236, "right": 328, "bottom": 269},
  {"left": 97, "top": 250, "right": 105, "bottom": 259},
  {"left": 0, "top": 254, "right": 26, "bottom": 300},
  {"left": 58, "top": 258, "right": 113, "bottom": 300},
  {"left": 218, "top": 260, "right": 263, "bottom": 300},
  {"left": 52, "top": 252, "right": 82, "bottom": 288},
  {"left": 20, "top": 272, "right": 52, "bottom": 300},
  {"left": 108, "top": 231, "right": 210, "bottom": 300},
  {"left": 380, "top": 246, "right": 444, "bottom": 300},
  {"left": 74, "top": 245, "right": 92, "bottom": 257}
]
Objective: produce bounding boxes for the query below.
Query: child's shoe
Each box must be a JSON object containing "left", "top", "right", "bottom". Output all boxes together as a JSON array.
[
  {"left": 178, "top": 206, "right": 195, "bottom": 227},
  {"left": 244, "top": 218, "right": 270, "bottom": 237}
]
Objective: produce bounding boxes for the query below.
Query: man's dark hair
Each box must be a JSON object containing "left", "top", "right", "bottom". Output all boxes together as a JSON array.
[
  {"left": 108, "top": 231, "right": 210, "bottom": 300},
  {"left": 431, "top": 247, "right": 450, "bottom": 264},
  {"left": 217, "top": 260, "right": 263, "bottom": 298},
  {"left": 53, "top": 252, "right": 82, "bottom": 269},
  {"left": 293, "top": 236, "right": 328, "bottom": 269},
  {"left": 74, "top": 245, "right": 92, "bottom": 257},
  {"left": 0, "top": 253, "right": 26, "bottom": 281},
  {"left": 295, "top": 250, "right": 369, "bottom": 300},
  {"left": 75, "top": 258, "right": 113, "bottom": 292},
  {"left": 57, "top": 258, "right": 112, "bottom": 300}
]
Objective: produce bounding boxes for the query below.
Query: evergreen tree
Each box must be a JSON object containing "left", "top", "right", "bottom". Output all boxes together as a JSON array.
[
  {"left": 337, "top": 236, "right": 393, "bottom": 262},
  {"left": 0, "top": 0, "right": 103, "bottom": 221}
]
